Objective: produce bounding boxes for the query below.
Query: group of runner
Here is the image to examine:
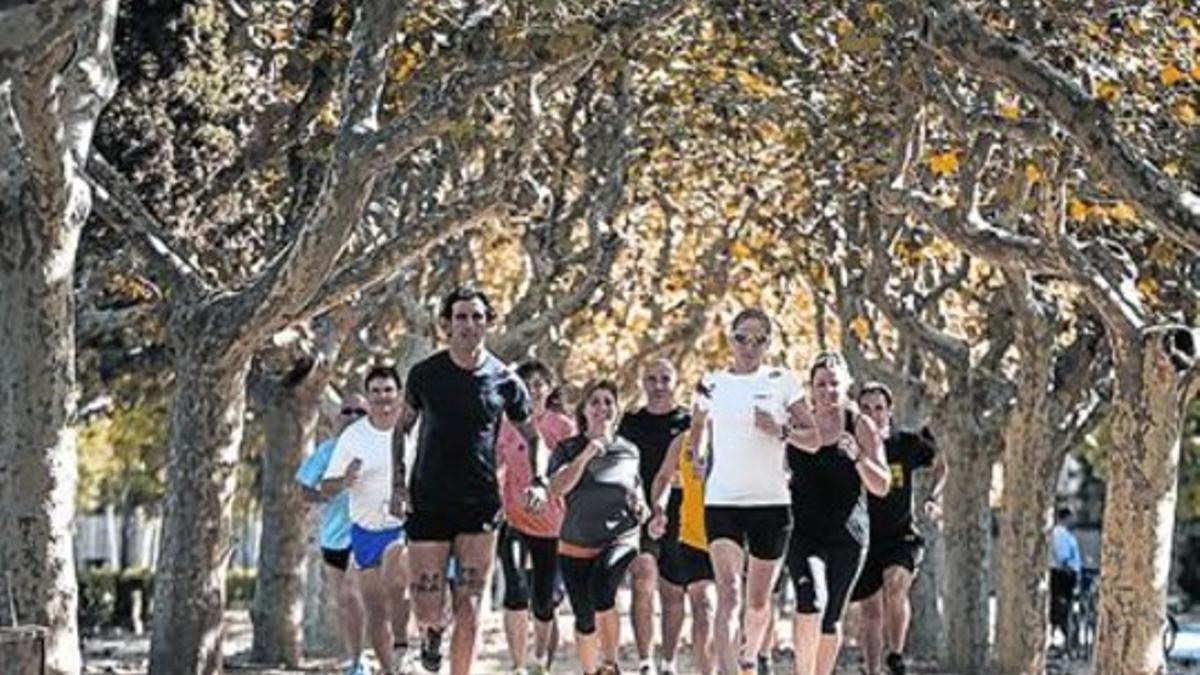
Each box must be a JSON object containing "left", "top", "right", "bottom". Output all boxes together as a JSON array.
[{"left": 298, "top": 289, "right": 946, "bottom": 675}]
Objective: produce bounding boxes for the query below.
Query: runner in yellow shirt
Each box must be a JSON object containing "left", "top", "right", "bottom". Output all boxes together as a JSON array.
[{"left": 649, "top": 429, "right": 716, "bottom": 675}]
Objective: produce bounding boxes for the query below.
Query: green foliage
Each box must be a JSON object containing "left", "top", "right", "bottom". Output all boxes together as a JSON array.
[
  {"left": 77, "top": 377, "right": 169, "bottom": 512},
  {"left": 77, "top": 566, "right": 257, "bottom": 631}
]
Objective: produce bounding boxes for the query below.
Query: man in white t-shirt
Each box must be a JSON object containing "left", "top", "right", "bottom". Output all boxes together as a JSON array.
[{"left": 323, "top": 366, "right": 410, "bottom": 675}]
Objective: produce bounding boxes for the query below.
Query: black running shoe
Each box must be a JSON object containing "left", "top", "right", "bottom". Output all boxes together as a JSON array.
[
  {"left": 420, "top": 628, "right": 443, "bottom": 672},
  {"left": 756, "top": 654, "right": 772, "bottom": 675},
  {"left": 886, "top": 652, "right": 907, "bottom": 675}
]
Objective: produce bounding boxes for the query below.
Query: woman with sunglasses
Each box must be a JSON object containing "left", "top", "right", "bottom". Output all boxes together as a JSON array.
[
  {"left": 549, "top": 380, "right": 646, "bottom": 675},
  {"left": 782, "top": 352, "right": 889, "bottom": 675},
  {"left": 689, "top": 308, "right": 805, "bottom": 675}
]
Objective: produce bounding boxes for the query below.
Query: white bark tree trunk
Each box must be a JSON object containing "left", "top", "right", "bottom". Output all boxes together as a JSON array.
[
  {"left": 1094, "top": 334, "right": 1192, "bottom": 675},
  {"left": 0, "top": 3, "right": 117, "bottom": 673}
]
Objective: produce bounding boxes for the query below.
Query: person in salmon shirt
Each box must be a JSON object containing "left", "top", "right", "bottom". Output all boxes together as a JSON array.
[{"left": 496, "top": 360, "right": 576, "bottom": 674}]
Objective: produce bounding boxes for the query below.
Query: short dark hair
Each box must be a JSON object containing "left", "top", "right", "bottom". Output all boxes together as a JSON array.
[
  {"left": 575, "top": 379, "right": 620, "bottom": 435},
  {"left": 363, "top": 364, "right": 402, "bottom": 391},
  {"left": 1056, "top": 507, "right": 1073, "bottom": 522},
  {"left": 516, "top": 359, "right": 555, "bottom": 386},
  {"left": 439, "top": 286, "right": 497, "bottom": 322},
  {"left": 731, "top": 307, "right": 772, "bottom": 335},
  {"left": 858, "top": 381, "right": 893, "bottom": 406}
]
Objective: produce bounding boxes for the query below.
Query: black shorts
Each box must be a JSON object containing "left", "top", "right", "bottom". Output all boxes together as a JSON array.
[
  {"left": 407, "top": 503, "right": 503, "bottom": 542},
  {"left": 788, "top": 535, "right": 866, "bottom": 634},
  {"left": 705, "top": 505, "right": 792, "bottom": 561},
  {"left": 659, "top": 540, "right": 714, "bottom": 587},
  {"left": 851, "top": 533, "right": 924, "bottom": 602},
  {"left": 321, "top": 547, "right": 352, "bottom": 571}
]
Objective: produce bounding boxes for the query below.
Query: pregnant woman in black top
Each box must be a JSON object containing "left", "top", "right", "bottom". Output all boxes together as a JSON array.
[
  {"left": 783, "top": 352, "right": 890, "bottom": 675},
  {"left": 549, "top": 380, "right": 646, "bottom": 675}
]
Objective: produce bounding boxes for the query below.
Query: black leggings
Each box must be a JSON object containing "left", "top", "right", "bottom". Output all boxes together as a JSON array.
[
  {"left": 559, "top": 542, "right": 638, "bottom": 635},
  {"left": 788, "top": 535, "right": 866, "bottom": 635},
  {"left": 498, "top": 524, "right": 561, "bottom": 622}
]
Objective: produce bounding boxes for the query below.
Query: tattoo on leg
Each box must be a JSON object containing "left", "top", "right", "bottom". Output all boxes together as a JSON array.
[
  {"left": 414, "top": 572, "right": 444, "bottom": 595},
  {"left": 457, "top": 566, "right": 487, "bottom": 595}
]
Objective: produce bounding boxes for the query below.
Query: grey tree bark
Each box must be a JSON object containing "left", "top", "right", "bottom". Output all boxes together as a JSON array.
[
  {"left": 0, "top": 2, "right": 117, "bottom": 674},
  {"left": 249, "top": 358, "right": 326, "bottom": 667}
]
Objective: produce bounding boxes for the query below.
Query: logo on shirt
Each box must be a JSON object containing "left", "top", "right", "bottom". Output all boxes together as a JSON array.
[{"left": 890, "top": 463, "right": 905, "bottom": 488}]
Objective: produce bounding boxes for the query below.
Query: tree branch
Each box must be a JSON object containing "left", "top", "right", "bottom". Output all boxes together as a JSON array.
[
  {"left": 927, "top": 0, "right": 1200, "bottom": 253},
  {"left": 86, "top": 154, "right": 209, "bottom": 296}
]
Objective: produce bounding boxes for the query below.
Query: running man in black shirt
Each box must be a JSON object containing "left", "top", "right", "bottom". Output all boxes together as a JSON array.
[
  {"left": 616, "top": 359, "right": 691, "bottom": 675},
  {"left": 850, "top": 383, "right": 945, "bottom": 675},
  {"left": 393, "top": 287, "right": 547, "bottom": 675}
]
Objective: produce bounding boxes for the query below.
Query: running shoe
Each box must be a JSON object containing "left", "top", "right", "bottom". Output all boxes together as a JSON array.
[
  {"left": 886, "top": 652, "right": 907, "bottom": 675},
  {"left": 419, "top": 628, "right": 444, "bottom": 673}
]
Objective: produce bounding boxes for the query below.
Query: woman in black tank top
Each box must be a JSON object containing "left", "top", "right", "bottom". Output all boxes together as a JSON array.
[{"left": 782, "top": 352, "right": 890, "bottom": 675}]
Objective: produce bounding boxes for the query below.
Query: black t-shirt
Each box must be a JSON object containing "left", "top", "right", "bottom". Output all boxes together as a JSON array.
[
  {"left": 788, "top": 409, "right": 868, "bottom": 546},
  {"left": 867, "top": 428, "right": 937, "bottom": 542},
  {"left": 549, "top": 435, "right": 642, "bottom": 548},
  {"left": 616, "top": 406, "right": 691, "bottom": 505},
  {"left": 406, "top": 350, "right": 531, "bottom": 512}
]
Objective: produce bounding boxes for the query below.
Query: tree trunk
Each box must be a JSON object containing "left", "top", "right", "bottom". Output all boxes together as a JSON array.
[
  {"left": 994, "top": 426, "right": 1059, "bottom": 674},
  {"left": 907, "top": 473, "right": 944, "bottom": 661},
  {"left": 0, "top": 3, "right": 116, "bottom": 672},
  {"left": 302, "top": 507, "right": 342, "bottom": 657},
  {"left": 939, "top": 406, "right": 994, "bottom": 673},
  {"left": 250, "top": 366, "right": 325, "bottom": 667},
  {"left": 0, "top": 227, "right": 84, "bottom": 675},
  {"left": 994, "top": 295, "right": 1061, "bottom": 675},
  {"left": 149, "top": 347, "right": 252, "bottom": 675},
  {"left": 1094, "top": 344, "right": 1186, "bottom": 675}
]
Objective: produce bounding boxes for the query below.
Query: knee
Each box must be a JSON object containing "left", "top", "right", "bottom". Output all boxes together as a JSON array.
[
  {"left": 745, "top": 590, "right": 771, "bottom": 614},
  {"left": 453, "top": 601, "right": 480, "bottom": 631},
  {"left": 632, "top": 560, "right": 657, "bottom": 593},
  {"left": 573, "top": 610, "right": 597, "bottom": 635},
  {"left": 883, "top": 570, "right": 911, "bottom": 600},
  {"left": 860, "top": 596, "right": 883, "bottom": 622},
  {"left": 690, "top": 591, "right": 713, "bottom": 624}
]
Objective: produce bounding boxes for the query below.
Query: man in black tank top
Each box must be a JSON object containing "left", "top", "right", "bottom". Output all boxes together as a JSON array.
[
  {"left": 616, "top": 359, "right": 691, "bottom": 675},
  {"left": 850, "top": 383, "right": 945, "bottom": 675}
]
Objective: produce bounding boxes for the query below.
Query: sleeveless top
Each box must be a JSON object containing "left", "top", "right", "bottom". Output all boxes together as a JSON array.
[{"left": 788, "top": 409, "right": 868, "bottom": 546}]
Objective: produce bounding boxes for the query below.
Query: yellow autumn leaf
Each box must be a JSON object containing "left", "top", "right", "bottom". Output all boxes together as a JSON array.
[
  {"left": 391, "top": 50, "right": 419, "bottom": 84},
  {"left": 835, "top": 18, "right": 856, "bottom": 37},
  {"left": 850, "top": 315, "right": 872, "bottom": 342},
  {"left": 1107, "top": 201, "right": 1138, "bottom": 222},
  {"left": 1068, "top": 199, "right": 1090, "bottom": 220},
  {"left": 1193, "top": 65, "right": 1200, "bottom": 82},
  {"left": 1174, "top": 102, "right": 1197, "bottom": 126},
  {"left": 755, "top": 120, "right": 783, "bottom": 143},
  {"left": 730, "top": 241, "right": 752, "bottom": 261},
  {"left": 1096, "top": 80, "right": 1121, "bottom": 102},
  {"left": 317, "top": 104, "right": 340, "bottom": 129},
  {"left": 865, "top": 3, "right": 886, "bottom": 22},
  {"left": 735, "top": 69, "right": 781, "bottom": 97},
  {"left": 1164, "top": 162, "right": 1181, "bottom": 177},
  {"left": 1025, "top": 162, "right": 1042, "bottom": 184},
  {"left": 1136, "top": 277, "right": 1158, "bottom": 298},
  {"left": 928, "top": 151, "right": 960, "bottom": 176},
  {"left": 999, "top": 103, "right": 1021, "bottom": 120},
  {"left": 1161, "top": 64, "right": 1186, "bottom": 87}
]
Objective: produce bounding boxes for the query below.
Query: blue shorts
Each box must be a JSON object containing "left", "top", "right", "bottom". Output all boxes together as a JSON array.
[{"left": 350, "top": 524, "right": 405, "bottom": 570}]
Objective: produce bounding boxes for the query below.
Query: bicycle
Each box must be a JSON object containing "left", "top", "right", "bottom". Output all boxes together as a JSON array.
[{"left": 1067, "top": 567, "right": 1099, "bottom": 662}]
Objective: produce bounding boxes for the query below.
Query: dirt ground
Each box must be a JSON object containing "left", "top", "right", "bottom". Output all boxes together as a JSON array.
[{"left": 82, "top": 604, "right": 1199, "bottom": 674}]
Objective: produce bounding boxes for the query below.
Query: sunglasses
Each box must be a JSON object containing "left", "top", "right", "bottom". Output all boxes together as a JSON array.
[
  {"left": 340, "top": 407, "right": 367, "bottom": 417},
  {"left": 732, "top": 333, "right": 768, "bottom": 347}
]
